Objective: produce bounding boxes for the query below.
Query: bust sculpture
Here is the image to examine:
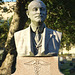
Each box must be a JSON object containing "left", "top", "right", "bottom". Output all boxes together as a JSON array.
[{"left": 14, "top": 0, "right": 62, "bottom": 56}]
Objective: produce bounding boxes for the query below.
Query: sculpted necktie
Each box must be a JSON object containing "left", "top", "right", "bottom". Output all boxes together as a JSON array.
[{"left": 35, "top": 27, "right": 39, "bottom": 44}]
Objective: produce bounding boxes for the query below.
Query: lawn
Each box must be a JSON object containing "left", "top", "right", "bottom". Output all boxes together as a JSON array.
[{"left": 59, "top": 60, "right": 75, "bottom": 75}]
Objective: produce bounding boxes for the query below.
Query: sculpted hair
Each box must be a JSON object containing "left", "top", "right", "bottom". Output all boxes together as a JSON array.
[{"left": 28, "top": 0, "right": 46, "bottom": 10}]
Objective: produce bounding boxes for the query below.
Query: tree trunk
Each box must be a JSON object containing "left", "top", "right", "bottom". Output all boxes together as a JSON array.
[{"left": 0, "top": 0, "right": 28, "bottom": 74}]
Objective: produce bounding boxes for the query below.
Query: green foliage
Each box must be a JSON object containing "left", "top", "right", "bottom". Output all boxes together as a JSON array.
[
  {"left": 0, "top": 21, "right": 9, "bottom": 49},
  {"left": 0, "top": 16, "right": 13, "bottom": 49},
  {"left": 60, "top": 60, "right": 75, "bottom": 75}
]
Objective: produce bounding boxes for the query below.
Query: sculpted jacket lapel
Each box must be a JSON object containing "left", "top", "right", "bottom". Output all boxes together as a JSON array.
[
  {"left": 41, "top": 27, "right": 54, "bottom": 54},
  {"left": 46, "top": 28, "right": 53, "bottom": 47},
  {"left": 41, "top": 27, "right": 46, "bottom": 53},
  {"left": 26, "top": 26, "right": 34, "bottom": 55},
  {"left": 45, "top": 28, "right": 54, "bottom": 48},
  {"left": 44, "top": 28, "right": 54, "bottom": 54}
]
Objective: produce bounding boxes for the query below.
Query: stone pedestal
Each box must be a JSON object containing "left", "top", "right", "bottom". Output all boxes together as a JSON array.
[{"left": 12, "top": 56, "right": 64, "bottom": 75}]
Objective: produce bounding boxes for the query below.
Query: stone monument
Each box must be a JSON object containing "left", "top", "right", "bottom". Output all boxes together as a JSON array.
[{"left": 12, "top": 0, "right": 63, "bottom": 75}]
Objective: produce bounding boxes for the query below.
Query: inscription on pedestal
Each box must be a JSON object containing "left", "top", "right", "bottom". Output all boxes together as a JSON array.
[{"left": 24, "top": 59, "right": 51, "bottom": 75}]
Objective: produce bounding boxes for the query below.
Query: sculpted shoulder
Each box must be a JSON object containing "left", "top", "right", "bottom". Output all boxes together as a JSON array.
[
  {"left": 46, "top": 27, "right": 62, "bottom": 42},
  {"left": 14, "top": 27, "right": 30, "bottom": 48},
  {"left": 46, "top": 27, "right": 62, "bottom": 34},
  {"left": 14, "top": 27, "right": 29, "bottom": 37}
]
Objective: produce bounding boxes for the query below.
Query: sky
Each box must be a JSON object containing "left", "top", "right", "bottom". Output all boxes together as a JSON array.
[{"left": 2, "top": 0, "right": 16, "bottom": 2}]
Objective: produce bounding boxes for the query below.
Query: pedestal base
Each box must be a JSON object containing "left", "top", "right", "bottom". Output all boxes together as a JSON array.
[{"left": 12, "top": 56, "right": 64, "bottom": 75}]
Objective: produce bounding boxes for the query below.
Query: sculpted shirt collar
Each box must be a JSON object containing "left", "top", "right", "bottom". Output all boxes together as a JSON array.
[{"left": 30, "top": 23, "right": 45, "bottom": 33}]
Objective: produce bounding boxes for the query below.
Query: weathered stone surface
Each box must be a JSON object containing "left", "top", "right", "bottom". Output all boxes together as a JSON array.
[{"left": 12, "top": 56, "right": 64, "bottom": 75}]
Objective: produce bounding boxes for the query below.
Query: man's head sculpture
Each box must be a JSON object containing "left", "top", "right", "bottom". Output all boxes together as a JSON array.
[{"left": 26, "top": 0, "right": 47, "bottom": 23}]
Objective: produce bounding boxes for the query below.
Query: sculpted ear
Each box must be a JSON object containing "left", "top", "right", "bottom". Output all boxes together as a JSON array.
[{"left": 26, "top": 10, "right": 30, "bottom": 18}]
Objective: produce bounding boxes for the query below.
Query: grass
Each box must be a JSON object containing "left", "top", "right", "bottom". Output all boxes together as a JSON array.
[{"left": 59, "top": 60, "right": 75, "bottom": 75}]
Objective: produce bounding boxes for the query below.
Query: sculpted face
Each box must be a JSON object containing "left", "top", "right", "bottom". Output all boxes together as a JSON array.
[{"left": 27, "top": 0, "right": 47, "bottom": 23}]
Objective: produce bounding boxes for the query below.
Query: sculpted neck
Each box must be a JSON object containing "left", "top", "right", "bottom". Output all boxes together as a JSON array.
[
  {"left": 31, "top": 21, "right": 43, "bottom": 27},
  {"left": 30, "top": 21, "right": 45, "bottom": 32}
]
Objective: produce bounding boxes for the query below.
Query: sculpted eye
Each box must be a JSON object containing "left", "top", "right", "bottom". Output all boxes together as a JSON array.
[{"left": 33, "top": 8, "right": 38, "bottom": 11}]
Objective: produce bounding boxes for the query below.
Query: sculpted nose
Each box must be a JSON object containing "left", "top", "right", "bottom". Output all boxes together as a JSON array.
[{"left": 37, "top": 8, "right": 41, "bottom": 14}]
